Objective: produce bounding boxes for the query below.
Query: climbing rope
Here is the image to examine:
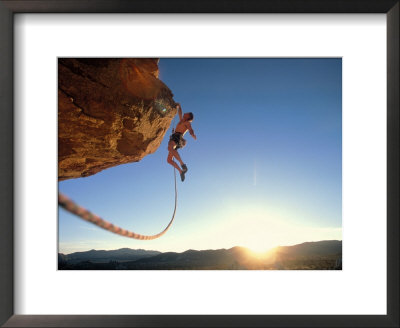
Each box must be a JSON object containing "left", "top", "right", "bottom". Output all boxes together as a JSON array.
[{"left": 58, "top": 169, "right": 178, "bottom": 240}]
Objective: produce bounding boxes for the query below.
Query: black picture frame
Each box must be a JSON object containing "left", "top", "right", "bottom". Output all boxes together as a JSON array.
[{"left": 1, "top": 1, "right": 398, "bottom": 327}]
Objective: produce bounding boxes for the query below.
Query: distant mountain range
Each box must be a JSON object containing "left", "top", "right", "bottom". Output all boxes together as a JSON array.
[
  {"left": 275, "top": 240, "right": 342, "bottom": 256},
  {"left": 58, "top": 248, "right": 161, "bottom": 264},
  {"left": 59, "top": 240, "right": 342, "bottom": 270}
]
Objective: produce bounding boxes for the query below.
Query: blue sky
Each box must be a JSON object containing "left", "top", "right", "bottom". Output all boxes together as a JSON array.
[{"left": 59, "top": 58, "right": 342, "bottom": 254}]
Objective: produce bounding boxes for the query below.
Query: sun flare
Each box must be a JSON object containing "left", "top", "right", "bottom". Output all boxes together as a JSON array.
[{"left": 246, "top": 247, "right": 276, "bottom": 260}]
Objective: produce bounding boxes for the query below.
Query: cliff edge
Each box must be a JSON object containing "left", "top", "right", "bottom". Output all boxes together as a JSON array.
[{"left": 58, "top": 58, "right": 176, "bottom": 180}]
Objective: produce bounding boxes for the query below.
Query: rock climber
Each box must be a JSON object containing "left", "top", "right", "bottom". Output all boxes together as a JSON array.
[{"left": 167, "top": 103, "right": 196, "bottom": 181}]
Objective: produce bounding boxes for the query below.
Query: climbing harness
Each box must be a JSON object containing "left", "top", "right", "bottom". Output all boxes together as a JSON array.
[{"left": 58, "top": 169, "right": 178, "bottom": 240}]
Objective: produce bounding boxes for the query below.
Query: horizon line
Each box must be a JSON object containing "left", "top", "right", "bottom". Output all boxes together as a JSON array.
[{"left": 59, "top": 239, "right": 343, "bottom": 255}]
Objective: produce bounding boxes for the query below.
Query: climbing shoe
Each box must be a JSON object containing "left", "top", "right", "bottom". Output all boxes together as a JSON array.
[
  {"left": 180, "top": 171, "right": 185, "bottom": 182},
  {"left": 181, "top": 164, "right": 188, "bottom": 173}
]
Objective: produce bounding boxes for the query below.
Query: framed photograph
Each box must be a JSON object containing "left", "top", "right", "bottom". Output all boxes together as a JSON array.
[{"left": 1, "top": 1, "right": 398, "bottom": 327}]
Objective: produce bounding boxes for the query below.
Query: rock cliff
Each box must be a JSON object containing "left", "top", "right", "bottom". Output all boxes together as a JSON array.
[{"left": 58, "top": 58, "right": 177, "bottom": 180}]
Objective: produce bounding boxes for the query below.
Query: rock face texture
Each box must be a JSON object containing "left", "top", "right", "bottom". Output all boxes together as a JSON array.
[{"left": 58, "top": 58, "right": 177, "bottom": 180}]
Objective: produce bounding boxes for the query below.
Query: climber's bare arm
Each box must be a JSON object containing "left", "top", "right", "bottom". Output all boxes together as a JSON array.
[
  {"left": 187, "top": 122, "right": 197, "bottom": 140},
  {"left": 177, "top": 103, "right": 183, "bottom": 121}
]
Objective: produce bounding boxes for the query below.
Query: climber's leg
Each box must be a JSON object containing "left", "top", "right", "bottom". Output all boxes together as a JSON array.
[{"left": 167, "top": 141, "right": 183, "bottom": 174}]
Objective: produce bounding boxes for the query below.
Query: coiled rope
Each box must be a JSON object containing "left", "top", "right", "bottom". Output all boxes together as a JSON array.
[{"left": 58, "top": 169, "right": 178, "bottom": 240}]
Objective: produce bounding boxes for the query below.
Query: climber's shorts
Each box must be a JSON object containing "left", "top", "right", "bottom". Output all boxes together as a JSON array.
[{"left": 169, "top": 132, "right": 185, "bottom": 149}]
